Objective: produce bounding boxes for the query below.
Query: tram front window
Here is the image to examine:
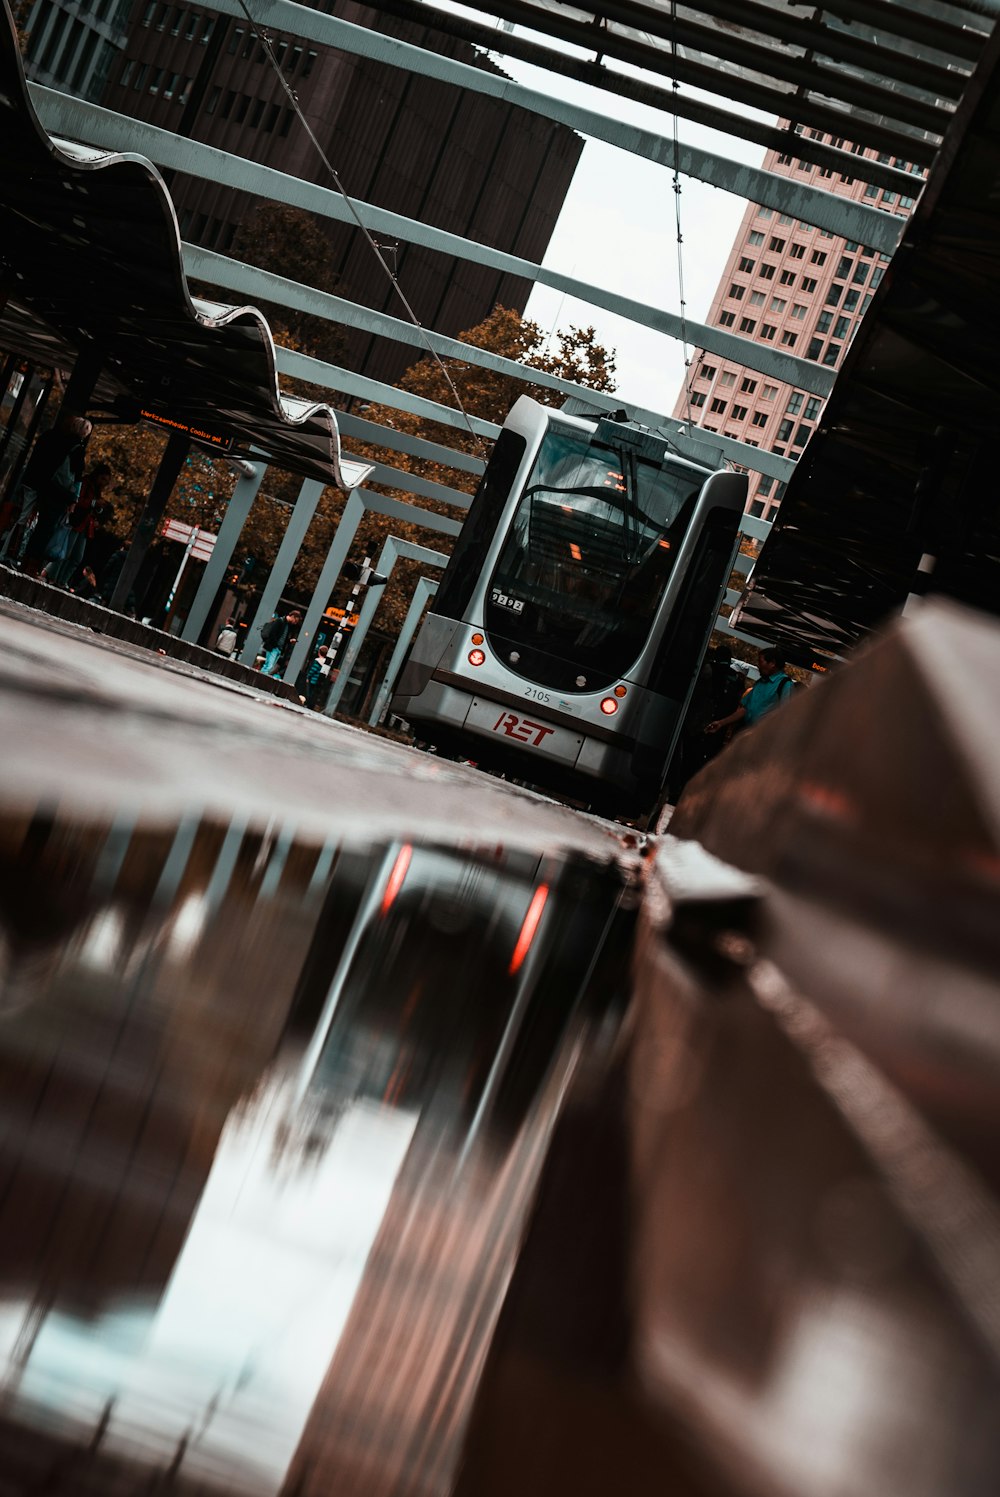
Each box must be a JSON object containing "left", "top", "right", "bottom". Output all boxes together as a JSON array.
[{"left": 486, "top": 425, "right": 700, "bottom": 685}]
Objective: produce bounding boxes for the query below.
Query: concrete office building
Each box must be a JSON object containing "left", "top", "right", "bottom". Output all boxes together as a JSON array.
[
  {"left": 672, "top": 129, "right": 923, "bottom": 520},
  {"left": 24, "top": 1, "right": 582, "bottom": 385}
]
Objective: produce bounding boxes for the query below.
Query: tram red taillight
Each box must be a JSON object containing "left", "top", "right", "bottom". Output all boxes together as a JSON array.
[
  {"left": 468, "top": 648, "right": 486, "bottom": 666},
  {"left": 600, "top": 697, "right": 619, "bottom": 715}
]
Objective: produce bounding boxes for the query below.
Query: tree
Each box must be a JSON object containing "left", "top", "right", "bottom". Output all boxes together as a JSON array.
[{"left": 229, "top": 204, "right": 347, "bottom": 366}]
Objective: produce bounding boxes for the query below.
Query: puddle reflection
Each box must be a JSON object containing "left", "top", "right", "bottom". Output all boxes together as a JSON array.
[{"left": 0, "top": 808, "right": 627, "bottom": 1494}]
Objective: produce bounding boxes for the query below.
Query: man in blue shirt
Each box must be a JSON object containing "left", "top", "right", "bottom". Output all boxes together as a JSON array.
[{"left": 705, "top": 649, "right": 794, "bottom": 736}]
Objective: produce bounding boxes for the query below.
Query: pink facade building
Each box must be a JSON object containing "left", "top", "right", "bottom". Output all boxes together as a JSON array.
[{"left": 672, "top": 129, "right": 922, "bottom": 520}]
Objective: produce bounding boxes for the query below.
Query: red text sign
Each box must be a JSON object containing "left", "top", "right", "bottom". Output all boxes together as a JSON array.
[{"left": 491, "top": 711, "right": 555, "bottom": 748}]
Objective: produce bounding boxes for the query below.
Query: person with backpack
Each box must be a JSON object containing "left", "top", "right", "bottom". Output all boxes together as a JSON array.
[
  {"left": 705, "top": 648, "right": 795, "bottom": 737},
  {"left": 260, "top": 608, "right": 302, "bottom": 676}
]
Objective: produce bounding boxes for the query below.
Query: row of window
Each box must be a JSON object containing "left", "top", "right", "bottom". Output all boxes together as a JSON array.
[
  {"left": 140, "top": 4, "right": 214, "bottom": 43},
  {"left": 119, "top": 57, "right": 192, "bottom": 101},
  {"left": 228, "top": 27, "right": 318, "bottom": 76},
  {"left": 206, "top": 86, "right": 296, "bottom": 134}
]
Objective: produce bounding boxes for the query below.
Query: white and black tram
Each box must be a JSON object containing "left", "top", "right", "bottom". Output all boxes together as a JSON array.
[{"left": 392, "top": 396, "right": 747, "bottom": 818}]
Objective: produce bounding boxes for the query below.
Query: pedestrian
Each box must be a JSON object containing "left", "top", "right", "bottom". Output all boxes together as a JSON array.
[
  {"left": 705, "top": 648, "right": 795, "bottom": 737},
  {"left": 43, "top": 461, "right": 112, "bottom": 587},
  {"left": 301, "top": 644, "right": 335, "bottom": 709},
  {"left": 72, "top": 565, "right": 99, "bottom": 601},
  {"left": 20, "top": 414, "right": 92, "bottom": 576},
  {"left": 216, "top": 619, "right": 238, "bottom": 657},
  {"left": 259, "top": 608, "right": 302, "bottom": 676}
]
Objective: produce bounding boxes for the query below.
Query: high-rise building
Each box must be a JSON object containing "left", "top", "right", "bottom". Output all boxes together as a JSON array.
[
  {"left": 672, "top": 129, "right": 924, "bottom": 521},
  {"left": 23, "top": 1, "right": 582, "bottom": 386}
]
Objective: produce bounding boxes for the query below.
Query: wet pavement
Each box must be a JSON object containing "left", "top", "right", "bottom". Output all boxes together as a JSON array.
[{"left": 0, "top": 603, "right": 638, "bottom": 1496}]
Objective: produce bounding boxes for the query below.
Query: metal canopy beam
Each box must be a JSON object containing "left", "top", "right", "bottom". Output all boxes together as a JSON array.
[
  {"left": 180, "top": 0, "right": 954, "bottom": 164},
  {"left": 33, "top": 86, "right": 906, "bottom": 272},
  {"left": 188, "top": 246, "right": 835, "bottom": 407}
]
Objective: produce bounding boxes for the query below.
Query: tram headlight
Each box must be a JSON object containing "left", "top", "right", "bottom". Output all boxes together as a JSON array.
[
  {"left": 468, "top": 648, "right": 486, "bottom": 667},
  {"left": 600, "top": 697, "right": 619, "bottom": 715}
]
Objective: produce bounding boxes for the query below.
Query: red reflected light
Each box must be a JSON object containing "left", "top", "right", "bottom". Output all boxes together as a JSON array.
[
  {"left": 658, "top": 539, "right": 671, "bottom": 549},
  {"left": 468, "top": 648, "right": 486, "bottom": 666},
  {"left": 509, "top": 883, "right": 549, "bottom": 975},
  {"left": 569, "top": 543, "right": 582, "bottom": 561},
  {"left": 600, "top": 697, "right": 619, "bottom": 715},
  {"left": 379, "top": 843, "right": 413, "bottom": 915}
]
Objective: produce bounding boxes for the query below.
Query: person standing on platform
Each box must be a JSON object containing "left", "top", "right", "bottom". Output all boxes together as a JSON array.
[
  {"left": 705, "top": 648, "right": 795, "bottom": 737},
  {"left": 260, "top": 609, "right": 302, "bottom": 676}
]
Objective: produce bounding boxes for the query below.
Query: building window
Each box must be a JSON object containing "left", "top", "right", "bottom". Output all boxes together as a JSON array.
[
  {"left": 840, "top": 175, "right": 855, "bottom": 186},
  {"left": 807, "top": 338, "right": 823, "bottom": 360},
  {"left": 834, "top": 315, "right": 850, "bottom": 339},
  {"left": 205, "top": 83, "right": 220, "bottom": 113},
  {"left": 690, "top": 391, "right": 706, "bottom": 407},
  {"left": 201, "top": 16, "right": 215, "bottom": 43},
  {"left": 882, "top": 191, "right": 896, "bottom": 205},
  {"left": 835, "top": 256, "right": 852, "bottom": 279},
  {"left": 769, "top": 236, "right": 786, "bottom": 252},
  {"left": 179, "top": 208, "right": 192, "bottom": 235},
  {"left": 786, "top": 392, "right": 804, "bottom": 415},
  {"left": 170, "top": 9, "right": 183, "bottom": 36},
  {"left": 710, "top": 398, "right": 727, "bottom": 414},
  {"left": 720, "top": 372, "right": 737, "bottom": 386},
  {"left": 762, "top": 384, "right": 778, "bottom": 401},
  {"left": 760, "top": 323, "right": 776, "bottom": 340},
  {"left": 776, "top": 153, "right": 793, "bottom": 166},
  {"left": 900, "top": 195, "right": 915, "bottom": 209},
  {"left": 740, "top": 377, "right": 757, "bottom": 393},
  {"left": 263, "top": 101, "right": 281, "bottom": 132},
  {"left": 738, "top": 257, "right": 755, "bottom": 273},
  {"left": 303, "top": 50, "right": 318, "bottom": 77},
  {"left": 779, "top": 270, "right": 796, "bottom": 286},
  {"left": 749, "top": 291, "right": 765, "bottom": 306},
  {"left": 162, "top": 70, "right": 178, "bottom": 98},
  {"left": 818, "top": 168, "right": 834, "bottom": 179},
  {"left": 141, "top": 1, "right": 156, "bottom": 23},
  {"left": 729, "top": 283, "right": 745, "bottom": 300},
  {"left": 770, "top": 297, "right": 786, "bottom": 313},
  {"left": 731, "top": 404, "right": 748, "bottom": 420},
  {"left": 250, "top": 97, "right": 265, "bottom": 127},
  {"left": 751, "top": 412, "right": 768, "bottom": 427},
  {"left": 778, "top": 215, "right": 794, "bottom": 226},
  {"left": 119, "top": 58, "right": 134, "bottom": 86},
  {"left": 290, "top": 45, "right": 304, "bottom": 70},
  {"left": 796, "top": 160, "right": 812, "bottom": 173},
  {"left": 862, "top": 293, "right": 873, "bottom": 311},
  {"left": 810, "top": 250, "right": 827, "bottom": 265},
  {"left": 759, "top": 263, "right": 776, "bottom": 280},
  {"left": 221, "top": 88, "right": 236, "bottom": 117},
  {"left": 777, "top": 419, "right": 794, "bottom": 442},
  {"left": 748, "top": 231, "right": 764, "bottom": 246},
  {"left": 700, "top": 363, "right": 716, "bottom": 379},
  {"left": 758, "top": 474, "right": 774, "bottom": 496},
  {"left": 228, "top": 26, "right": 243, "bottom": 54},
  {"left": 749, "top": 500, "right": 766, "bottom": 518},
  {"left": 780, "top": 330, "right": 798, "bottom": 347},
  {"left": 739, "top": 318, "right": 756, "bottom": 333},
  {"left": 822, "top": 343, "right": 842, "bottom": 365},
  {"left": 842, "top": 289, "right": 860, "bottom": 311},
  {"left": 800, "top": 277, "right": 817, "bottom": 293},
  {"left": 788, "top": 243, "right": 806, "bottom": 259},
  {"left": 794, "top": 424, "right": 812, "bottom": 447},
  {"left": 133, "top": 62, "right": 149, "bottom": 89},
  {"left": 851, "top": 262, "right": 869, "bottom": 284},
  {"left": 825, "top": 283, "right": 843, "bottom": 307},
  {"left": 804, "top": 397, "right": 822, "bottom": 421},
  {"left": 235, "top": 93, "right": 250, "bottom": 122},
  {"left": 870, "top": 267, "right": 884, "bottom": 287},
  {"left": 817, "top": 311, "right": 833, "bottom": 333},
  {"left": 790, "top": 303, "right": 807, "bottom": 320},
  {"left": 185, "top": 12, "right": 199, "bottom": 40},
  {"left": 148, "top": 65, "right": 163, "bottom": 93},
  {"left": 864, "top": 183, "right": 878, "bottom": 199}
]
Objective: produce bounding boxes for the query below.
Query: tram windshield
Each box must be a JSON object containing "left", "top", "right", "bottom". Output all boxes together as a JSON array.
[{"left": 486, "top": 424, "right": 703, "bottom": 684}]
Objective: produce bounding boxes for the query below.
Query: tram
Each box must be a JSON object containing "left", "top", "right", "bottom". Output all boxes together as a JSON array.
[{"left": 392, "top": 396, "right": 747, "bottom": 818}]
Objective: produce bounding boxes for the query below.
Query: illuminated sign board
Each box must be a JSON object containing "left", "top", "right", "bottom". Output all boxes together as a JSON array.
[{"left": 140, "top": 408, "right": 234, "bottom": 452}]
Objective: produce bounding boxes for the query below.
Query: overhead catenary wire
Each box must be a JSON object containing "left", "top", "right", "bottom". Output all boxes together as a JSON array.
[
  {"left": 667, "top": 1, "right": 695, "bottom": 430},
  {"left": 234, "top": 0, "right": 487, "bottom": 455}
]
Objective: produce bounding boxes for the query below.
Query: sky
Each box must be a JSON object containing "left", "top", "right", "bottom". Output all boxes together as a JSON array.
[{"left": 440, "top": 8, "right": 775, "bottom": 419}]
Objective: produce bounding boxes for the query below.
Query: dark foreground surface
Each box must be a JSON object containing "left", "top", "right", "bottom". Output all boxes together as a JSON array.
[{"left": 0, "top": 599, "right": 997, "bottom": 1497}]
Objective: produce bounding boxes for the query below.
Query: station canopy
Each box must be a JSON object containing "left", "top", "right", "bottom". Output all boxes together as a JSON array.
[
  {"left": 0, "top": 4, "right": 369, "bottom": 490},
  {"left": 376, "top": 0, "right": 993, "bottom": 173},
  {"left": 732, "top": 20, "right": 1000, "bottom": 658}
]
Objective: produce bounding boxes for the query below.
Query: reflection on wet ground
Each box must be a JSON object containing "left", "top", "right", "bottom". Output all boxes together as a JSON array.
[{"left": 0, "top": 808, "right": 632, "bottom": 1495}]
